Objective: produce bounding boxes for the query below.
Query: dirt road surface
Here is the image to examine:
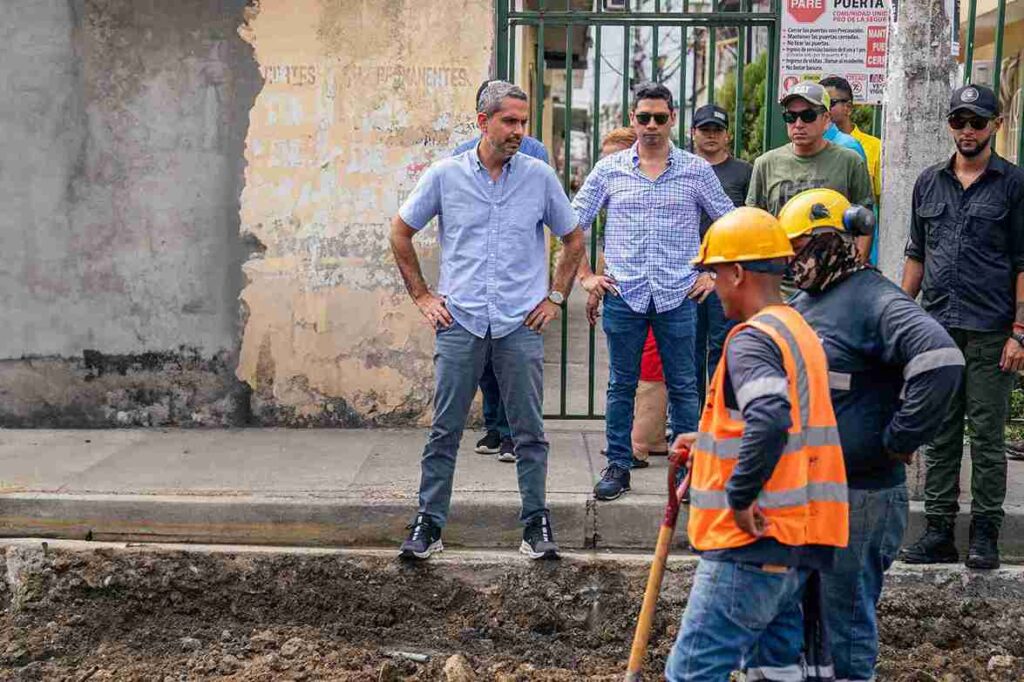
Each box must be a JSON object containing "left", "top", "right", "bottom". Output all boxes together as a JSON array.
[{"left": 1, "top": 542, "right": 1021, "bottom": 681}]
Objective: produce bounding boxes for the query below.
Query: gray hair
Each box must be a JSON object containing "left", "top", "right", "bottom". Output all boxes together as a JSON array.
[{"left": 477, "top": 80, "right": 528, "bottom": 117}]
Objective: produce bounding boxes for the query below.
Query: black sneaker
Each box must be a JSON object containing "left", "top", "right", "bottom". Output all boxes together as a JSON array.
[
  {"left": 965, "top": 517, "right": 1000, "bottom": 570},
  {"left": 520, "top": 514, "right": 560, "bottom": 560},
  {"left": 497, "top": 438, "right": 516, "bottom": 463},
  {"left": 594, "top": 465, "right": 631, "bottom": 501},
  {"left": 899, "top": 517, "right": 958, "bottom": 564},
  {"left": 475, "top": 430, "right": 501, "bottom": 454},
  {"left": 399, "top": 514, "right": 443, "bottom": 560},
  {"left": 631, "top": 456, "right": 650, "bottom": 469}
]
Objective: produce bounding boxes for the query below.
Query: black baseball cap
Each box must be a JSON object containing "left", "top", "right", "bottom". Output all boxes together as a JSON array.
[
  {"left": 693, "top": 104, "right": 729, "bottom": 129},
  {"left": 948, "top": 84, "right": 999, "bottom": 118}
]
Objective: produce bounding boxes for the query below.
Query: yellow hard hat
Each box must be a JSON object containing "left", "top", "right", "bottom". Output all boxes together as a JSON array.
[
  {"left": 692, "top": 207, "right": 795, "bottom": 266},
  {"left": 778, "top": 188, "right": 850, "bottom": 240}
]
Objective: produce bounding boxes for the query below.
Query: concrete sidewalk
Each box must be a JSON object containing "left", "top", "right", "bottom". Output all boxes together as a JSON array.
[{"left": 0, "top": 427, "right": 1022, "bottom": 558}]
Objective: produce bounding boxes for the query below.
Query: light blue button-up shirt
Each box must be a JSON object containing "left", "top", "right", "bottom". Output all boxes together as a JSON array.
[
  {"left": 572, "top": 143, "right": 735, "bottom": 314},
  {"left": 399, "top": 148, "right": 577, "bottom": 339}
]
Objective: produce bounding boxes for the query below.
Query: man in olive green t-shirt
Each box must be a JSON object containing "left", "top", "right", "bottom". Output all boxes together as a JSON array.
[{"left": 747, "top": 81, "right": 875, "bottom": 261}]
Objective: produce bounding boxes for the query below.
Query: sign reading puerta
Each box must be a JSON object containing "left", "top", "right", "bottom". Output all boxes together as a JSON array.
[{"left": 779, "top": 0, "right": 890, "bottom": 104}]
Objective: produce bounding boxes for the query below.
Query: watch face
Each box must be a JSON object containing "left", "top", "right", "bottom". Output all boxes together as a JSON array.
[{"left": 549, "top": 291, "right": 564, "bottom": 305}]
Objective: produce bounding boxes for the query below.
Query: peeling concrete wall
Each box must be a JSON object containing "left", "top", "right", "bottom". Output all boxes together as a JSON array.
[
  {"left": 0, "top": 0, "right": 262, "bottom": 426},
  {"left": 237, "top": 0, "right": 492, "bottom": 426}
]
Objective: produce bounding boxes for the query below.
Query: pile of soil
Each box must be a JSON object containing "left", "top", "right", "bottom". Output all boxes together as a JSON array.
[{"left": 0, "top": 545, "right": 1021, "bottom": 680}]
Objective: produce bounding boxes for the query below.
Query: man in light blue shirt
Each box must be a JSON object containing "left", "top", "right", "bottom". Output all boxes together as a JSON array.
[
  {"left": 824, "top": 121, "right": 867, "bottom": 160},
  {"left": 573, "top": 83, "right": 736, "bottom": 501},
  {"left": 390, "top": 81, "right": 585, "bottom": 561},
  {"left": 453, "top": 85, "right": 550, "bottom": 462}
]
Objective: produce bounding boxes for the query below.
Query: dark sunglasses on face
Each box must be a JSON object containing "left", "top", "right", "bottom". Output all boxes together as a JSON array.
[
  {"left": 636, "top": 112, "right": 671, "bottom": 125},
  {"left": 782, "top": 108, "right": 823, "bottom": 124},
  {"left": 830, "top": 98, "right": 851, "bottom": 106},
  {"left": 948, "top": 116, "right": 991, "bottom": 130}
]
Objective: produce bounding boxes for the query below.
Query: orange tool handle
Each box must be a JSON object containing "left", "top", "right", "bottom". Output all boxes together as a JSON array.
[{"left": 624, "top": 449, "right": 691, "bottom": 680}]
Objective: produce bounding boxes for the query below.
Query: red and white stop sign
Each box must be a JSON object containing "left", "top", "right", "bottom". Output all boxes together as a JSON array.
[{"left": 787, "top": 0, "right": 825, "bottom": 23}]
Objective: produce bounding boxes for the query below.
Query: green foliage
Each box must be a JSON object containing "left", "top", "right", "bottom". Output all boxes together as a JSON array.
[
  {"left": 716, "top": 53, "right": 769, "bottom": 163},
  {"left": 852, "top": 105, "right": 876, "bottom": 136}
]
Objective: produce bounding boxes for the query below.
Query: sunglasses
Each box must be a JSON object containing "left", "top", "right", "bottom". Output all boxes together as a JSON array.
[
  {"left": 830, "top": 98, "right": 852, "bottom": 106},
  {"left": 782, "top": 109, "right": 823, "bottom": 124},
  {"left": 636, "top": 112, "right": 671, "bottom": 125},
  {"left": 948, "top": 116, "right": 991, "bottom": 130}
]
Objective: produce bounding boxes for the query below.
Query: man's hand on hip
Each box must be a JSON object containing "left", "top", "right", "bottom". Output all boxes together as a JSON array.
[
  {"left": 687, "top": 273, "right": 715, "bottom": 304},
  {"left": 733, "top": 503, "right": 769, "bottom": 538},
  {"left": 414, "top": 292, "right": 453, "bottom": 329},
  {"left": 586, "top": 291, "right": 602, "bottom": 326},
  {"left": 580, "top": 274, "right": 619, "bottom": 298},
  {"left": 525, "top": 299, "right": 561, "bottom": 333},
  {"left": 1001, "top": 336, "right": 1024, "bottom": 373}
]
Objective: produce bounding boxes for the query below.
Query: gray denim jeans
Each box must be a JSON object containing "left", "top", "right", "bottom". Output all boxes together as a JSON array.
[{"left": 417, "top": 321, "right": 548, "bottom": 526}]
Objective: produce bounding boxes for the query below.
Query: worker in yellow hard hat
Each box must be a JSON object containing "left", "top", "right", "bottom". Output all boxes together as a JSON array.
[
  {"left": 760, "top": 188, "right": 964, "bottom": 682},
  {"left": 665, "top": 207, "right": 848, "bottom": 682}
]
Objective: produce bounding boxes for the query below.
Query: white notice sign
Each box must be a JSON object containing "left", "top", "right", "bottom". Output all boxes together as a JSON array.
[{"left": 779, "top": 0, "right": 890, "bottom": 104}]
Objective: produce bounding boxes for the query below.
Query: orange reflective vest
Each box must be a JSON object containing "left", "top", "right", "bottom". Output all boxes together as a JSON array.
[{"left": 687, "top": 305, "right": 849, "bottom": 552}]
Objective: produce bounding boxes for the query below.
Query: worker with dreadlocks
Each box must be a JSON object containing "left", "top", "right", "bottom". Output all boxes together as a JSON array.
[
  {"left": 665, "top": 207, "right": 848, "bottom": 682},
  {"left": 765, "top": 189, "right": 963, "bottom": 682}
]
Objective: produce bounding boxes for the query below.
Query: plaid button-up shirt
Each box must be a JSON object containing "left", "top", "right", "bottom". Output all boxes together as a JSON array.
[{"left": 573, "top": 143, "right": 735, "bottom": 314}]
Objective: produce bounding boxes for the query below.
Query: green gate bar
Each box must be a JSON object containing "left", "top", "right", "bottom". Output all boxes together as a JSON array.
[
  {"left": 588, "top": 21, "right": 602, "bottom": 418},
  {"left": 964, "top": 0, "right": 978, "bottom": 82},
  {"left": 708, "top": 0, "right": 718, "bottom": 104},
  {"left": 561, "top": 24, "right": 574, "bottom": 416},
  {"left": 734, "top": 0, "right": 747, "bottom": 156}
]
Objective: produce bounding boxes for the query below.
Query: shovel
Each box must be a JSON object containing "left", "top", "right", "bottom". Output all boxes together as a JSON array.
[{"left": 624, "top": 446, "right": 691, "bottom": 682}]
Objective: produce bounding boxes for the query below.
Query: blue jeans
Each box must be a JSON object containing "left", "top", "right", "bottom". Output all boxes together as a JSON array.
[
  {"left": 695, "top": 291, "right": 735, "bottom": 408},
  {"left": 822, "top": 485, "right": 908, "bottom": 681},
  {"left": 418, "top": 322, "right": 548, "bottom": 526},
  {"left": 666, "top": 559, "right": 811, "bottom": 682},
  {"left": 602, "top": 295, "right": 699, "bottom": 469},
  {"left": 479, "top": 360, "right": 511, "bottom": 439}
]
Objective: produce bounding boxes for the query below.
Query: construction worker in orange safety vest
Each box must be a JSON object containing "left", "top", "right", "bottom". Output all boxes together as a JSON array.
[{"left": 664, "top": 207, "right": 849, "bottom": 682}]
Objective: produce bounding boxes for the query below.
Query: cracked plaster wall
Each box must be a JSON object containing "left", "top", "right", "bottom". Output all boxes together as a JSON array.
[
  {"left": 237, "top": 0, "right": 491, "bottom": 426},
  {"left": 0, "top": 0, "right": 261, "bottom": 426}
]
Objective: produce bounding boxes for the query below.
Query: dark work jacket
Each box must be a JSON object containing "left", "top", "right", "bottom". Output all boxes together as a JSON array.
[
  {"left": 905, "top": 152, "right": 1024, "bottom": 332},
  {"left": 791, "top": 270, "right": 964, "bottom": 489}
]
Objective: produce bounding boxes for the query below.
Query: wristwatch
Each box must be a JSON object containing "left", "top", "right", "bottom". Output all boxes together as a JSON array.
[
  {"left": 1013, "top": 332, "right": 1024, "bottom": 348},
  {"left": 547, "top": 291, "right": 565, "bottom": 305}
]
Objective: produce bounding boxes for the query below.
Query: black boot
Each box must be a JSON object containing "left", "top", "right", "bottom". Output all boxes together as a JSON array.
[
  {"left": 965, "top": 517, "right": 1000, "bottom": 570},
  {"left": 899, "top": 517, "right": 958, "bottom": 564}
]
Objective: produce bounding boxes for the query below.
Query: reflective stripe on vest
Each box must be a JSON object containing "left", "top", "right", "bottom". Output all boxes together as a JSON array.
[
  {"left": 694, "top": 425, "right": 841, "bottom": 460},
  {"left": 689, "top": 481, "right": 848, "bottom": 509}
]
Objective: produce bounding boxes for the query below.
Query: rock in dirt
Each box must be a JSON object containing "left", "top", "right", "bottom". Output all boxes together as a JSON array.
[
  {"left": 988, "top": 654, "right": 1015, "bottom": 671},
  {"left": 280, "top": 636, "right": 305, "bottom": 658},
  {"left": 443, "top": 654, "right": 476, "bottom": 682},
  {"left": 179, "top": 637, "right": 201, "bottom": 652}
]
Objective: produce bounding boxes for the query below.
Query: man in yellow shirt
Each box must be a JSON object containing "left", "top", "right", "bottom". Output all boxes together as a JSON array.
[
  {"left": 822, "top": 75, "right": 882, "bottom": 264},
  {"left": 821, "top": 76, "right": 881, "bottom": 199}
]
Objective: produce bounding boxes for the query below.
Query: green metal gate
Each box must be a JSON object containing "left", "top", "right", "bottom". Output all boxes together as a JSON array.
[{"left": 494, "top": 0, "right": 781, "bottom": 419}]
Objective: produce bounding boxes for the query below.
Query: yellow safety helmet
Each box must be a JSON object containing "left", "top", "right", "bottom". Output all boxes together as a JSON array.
[
  {"left": 692, "top": 207, "right": 794, "bottom": 266},
  {"left": 778, "top": 188, "right": 851, "bottom": 240}
]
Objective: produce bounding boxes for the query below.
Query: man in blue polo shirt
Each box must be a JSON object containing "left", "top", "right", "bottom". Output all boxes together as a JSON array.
[
  {"left": 390, "top": 81, "right": 585, "bottom": 561},
  {"left": 454, "top": 81, "right": 550, "bottom": 464}
]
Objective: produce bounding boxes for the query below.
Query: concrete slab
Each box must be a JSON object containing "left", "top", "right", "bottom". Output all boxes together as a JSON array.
[
  {"left": 0, "top": 429, "right": 148, "bottom": 491},
  {"left": 0, "top": 428, "right": 1021, "bottom": 559},
  {"left": 62, "top": 429, "right": 379, "bottom": 494}
]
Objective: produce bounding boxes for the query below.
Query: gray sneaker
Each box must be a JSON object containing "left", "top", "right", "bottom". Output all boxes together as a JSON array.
[
  {"left": 497, "top": 438, "right": 516, "bottom": 463},
  {"left": 520, "top": 514, "right": 559, "bottom": 560}
]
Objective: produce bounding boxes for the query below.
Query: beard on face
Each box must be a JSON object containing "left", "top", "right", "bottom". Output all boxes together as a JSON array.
[{"left": 956, "top": 132, "right": 992, "bottom": 158}]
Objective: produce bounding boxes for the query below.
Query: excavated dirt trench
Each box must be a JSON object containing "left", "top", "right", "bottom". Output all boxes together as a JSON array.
[{"left": 0, "top": 544, "right": 1022, "bottom": 681}]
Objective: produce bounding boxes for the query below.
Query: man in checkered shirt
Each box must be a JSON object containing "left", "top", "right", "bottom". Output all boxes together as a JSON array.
[{"left": 574, "top": 83, "right": 736, "bottom": 501}]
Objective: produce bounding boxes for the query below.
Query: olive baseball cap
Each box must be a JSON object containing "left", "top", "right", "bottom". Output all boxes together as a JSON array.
[{"left": 780, "top": 80, "right": 831, "bottom": 109}]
